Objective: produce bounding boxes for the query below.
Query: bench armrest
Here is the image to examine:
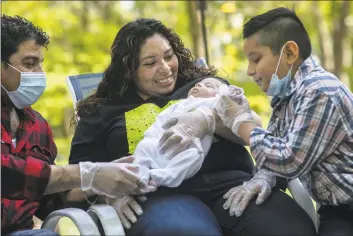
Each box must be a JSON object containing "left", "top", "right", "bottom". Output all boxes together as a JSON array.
[
  {"left": 288, "top": 178, "right": 318, "bottom": 231},
  {"left": 87, "top": 204, "right": 125, "bottom": 236},
  {"left": 41, "top": 208, "right": 101, "bottom": 235}
]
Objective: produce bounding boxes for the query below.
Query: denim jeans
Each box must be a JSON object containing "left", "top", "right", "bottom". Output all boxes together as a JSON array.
[
  {"left": 6, "top": 229, "right": 59, "bottom": 236},
  {"left": 127, "top": 170, "right": 317, "bottom": 236},
  {"left": 70, "top": 142, "right": 316, "bottom": 236},
  {"left": 125, "top": 194, "right": 221, "bottom": 236},
  {"left": 318, "top": 204, "right": 353, "bottom": 236},
  {"left": 126, "top": 139, "right": 317, "bottom": 236}
]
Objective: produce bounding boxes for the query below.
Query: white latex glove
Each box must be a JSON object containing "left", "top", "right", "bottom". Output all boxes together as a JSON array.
[
  {"left": 215, "top": 95, "right": 255, "bottom": 136},
  {"left": 223, "top": 170, "right": 276, "bottom": 217},
  {"left": 218, "top": 84, "right": 245, "bottom": 104},
  {"left": 159, "top": 106, "right": 215, "bottom": 160},
  {"left": 80, "top": 156, "right": 157, "bottom": 199},
  {"left": 106, "top": 195, "right": 147, "bottom": 229}
]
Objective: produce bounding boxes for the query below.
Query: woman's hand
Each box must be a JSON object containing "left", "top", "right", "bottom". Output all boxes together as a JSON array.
[
  {"left": 159, "top": 107, "right": 215, "bottom": 159},
  {"left": 223, "top": 170, "right": 276, "bottom": 217},
  {"left": 107, "top": 195, "right": 147, "bottom": 229}
]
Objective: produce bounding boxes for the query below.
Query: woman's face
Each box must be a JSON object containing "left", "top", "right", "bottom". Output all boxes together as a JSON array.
[{"left": 135, "top": 34, "right": 179, "bottom": 100}]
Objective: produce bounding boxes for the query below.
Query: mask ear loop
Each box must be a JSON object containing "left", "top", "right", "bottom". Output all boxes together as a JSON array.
[
  {"left": 2, "top": 63, "right": 20, "bottom": 93},
  {"left": 6, "top": 63, "right": 22, "bottom": 73},
  {"left": 1, "top": 84, "right": 9, "bottom": 93},
  {"left": 6, "top": 62, "right": 43, "bottom": 73},
  {"left": 274, "top": 45, "right": 286, "bottom": 75}
]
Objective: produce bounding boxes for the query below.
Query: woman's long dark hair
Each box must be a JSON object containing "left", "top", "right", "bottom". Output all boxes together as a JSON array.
[{"left": 75, "top": 18, "right": 217, "bottom": 119}]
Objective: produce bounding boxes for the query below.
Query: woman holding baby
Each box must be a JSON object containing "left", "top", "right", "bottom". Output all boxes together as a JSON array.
[{"left": 69, "top": 18, "right": 316, "bottom": 235}]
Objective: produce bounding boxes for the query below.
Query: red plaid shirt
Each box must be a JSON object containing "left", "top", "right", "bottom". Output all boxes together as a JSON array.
[{"left": 1, "top": 104, "right": 66, "bottom": 234}]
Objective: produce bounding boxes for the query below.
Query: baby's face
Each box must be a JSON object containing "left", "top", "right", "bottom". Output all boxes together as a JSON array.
[{"left": 188, "top": 78, "right": 225, "bottom": 98}]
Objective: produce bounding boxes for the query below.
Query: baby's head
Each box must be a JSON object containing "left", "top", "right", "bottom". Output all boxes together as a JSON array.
[{"left": 188, "top": 77, "right": 229, "bottom": 98}]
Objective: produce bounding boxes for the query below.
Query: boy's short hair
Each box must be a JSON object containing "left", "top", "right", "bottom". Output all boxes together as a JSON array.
[{"left": 243, "top": 7, "right": 311, "bottom": 60}]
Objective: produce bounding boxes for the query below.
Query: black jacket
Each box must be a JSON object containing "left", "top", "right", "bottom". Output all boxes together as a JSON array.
[{"left": 69, "top": 77, "right": 254, "bottom": 175}]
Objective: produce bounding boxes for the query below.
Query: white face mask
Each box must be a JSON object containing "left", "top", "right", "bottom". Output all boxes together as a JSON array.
[{"left": 1, "top": 63, "right": 46, "bottom": 109}]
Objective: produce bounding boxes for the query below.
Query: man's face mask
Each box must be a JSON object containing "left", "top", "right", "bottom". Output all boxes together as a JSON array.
[
  {"left": 1, "top": 63, "right": 46, "bottom": 109},
  {"left": 266, "top": 44, "right": 293, "bottom": 99}
]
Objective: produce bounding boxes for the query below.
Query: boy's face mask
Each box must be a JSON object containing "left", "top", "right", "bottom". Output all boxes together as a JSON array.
[
  {"left": 1, "top": 63, "right": 46, "bottom": 109},
  {"left": 266, "top": 44, "right": 293, "bottom": 99}
]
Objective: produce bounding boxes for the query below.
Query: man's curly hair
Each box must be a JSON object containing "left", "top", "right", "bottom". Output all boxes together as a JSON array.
[{"left": 1, "top": 14, "right": 50, "bottom": 63}]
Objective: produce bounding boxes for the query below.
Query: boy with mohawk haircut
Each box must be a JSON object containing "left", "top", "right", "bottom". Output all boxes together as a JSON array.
[{"left": 217, "top": 7, "right": 353, "bottom": 236}]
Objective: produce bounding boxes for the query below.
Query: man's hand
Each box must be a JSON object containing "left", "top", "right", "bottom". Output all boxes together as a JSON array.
[
  {"left": 107, "top": 195, "right": 147, "bottom": 229},
  {"left": 159, "top": 107, "right": 215, "bottom": 159},
  {"left": 80, "top": 156, "right": 156, "bottom": 199},
  {"left": 223, "top": 170, "right": 276, "bottom": 217}
]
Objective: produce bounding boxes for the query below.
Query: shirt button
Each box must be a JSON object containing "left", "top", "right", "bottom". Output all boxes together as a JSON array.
[{"left": 275, "top": 111, "right": 280, "bottom": 116}]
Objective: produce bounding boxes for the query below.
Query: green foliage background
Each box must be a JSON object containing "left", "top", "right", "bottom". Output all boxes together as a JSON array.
[{"left": 3, "top": 1, "right": 352, "bottom": 234}]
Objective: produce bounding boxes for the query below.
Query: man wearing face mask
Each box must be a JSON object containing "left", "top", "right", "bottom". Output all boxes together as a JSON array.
[
  {"left": 1, "top": 15, "right": 156, "bottom": 236},
  {"left": 214, "top": 7, "right": 353, "bottom": 236}
]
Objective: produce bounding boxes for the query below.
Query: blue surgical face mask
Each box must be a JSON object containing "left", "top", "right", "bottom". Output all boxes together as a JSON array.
[
  {"left": 1, "top": 63, "right": 46, "bottom": 109},
  {"left": 266, "top": 45, "right": 293, "bottom": 98}
]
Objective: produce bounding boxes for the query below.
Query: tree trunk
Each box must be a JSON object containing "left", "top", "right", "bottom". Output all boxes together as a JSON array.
[
  {"left": 311, "top": 2, "right": 333, "bottom": 71},
  {"left": 81, "top": 1, "right": 89, "bottom": 32},
  {"left": 186, "top": 1, "right": 203, "bottom": 58},
  {"left": 332, "top": 0, "right": 351, "bottom": 77},
  {"left": 92, "top": 1, "right": 112, "bottom": 23}
]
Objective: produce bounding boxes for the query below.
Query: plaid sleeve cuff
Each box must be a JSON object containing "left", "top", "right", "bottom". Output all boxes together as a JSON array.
[
  {"left": 24, "top": 156, "right": 52, "bottom": 201},
  {"left": 249, "top": 127, "right": 271, "bottom": 169}
]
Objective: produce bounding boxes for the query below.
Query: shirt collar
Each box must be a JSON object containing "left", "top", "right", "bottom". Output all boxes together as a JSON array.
[{"left": 271, "top": 55, "right": 319, "bottom": 107}]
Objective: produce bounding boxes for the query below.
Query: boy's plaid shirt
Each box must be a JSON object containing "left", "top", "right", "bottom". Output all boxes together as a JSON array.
[{"left": 250, "top": 56, "right": 353, "bottom": 206}]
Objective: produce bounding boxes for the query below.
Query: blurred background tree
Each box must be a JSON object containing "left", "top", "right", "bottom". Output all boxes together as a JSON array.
[
  {"left": 2, "top": 1, "right": 352, "bottom": 234},
  {"left": 3, "top": 0, "right": 352, "bottom": 163}
]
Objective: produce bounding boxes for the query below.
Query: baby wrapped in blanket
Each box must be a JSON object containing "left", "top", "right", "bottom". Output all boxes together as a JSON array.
[{"left": 133, "top": 78, "right": 261, "bottom": 187}]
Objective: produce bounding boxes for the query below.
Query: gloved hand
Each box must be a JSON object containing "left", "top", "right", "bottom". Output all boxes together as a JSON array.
[
  {"left": 218, "top": 84, "right": 245, "bottom": 104},
  {"left": 223, "top": 170, "right": 276, "bottom": 217},
  {"left": 159, "top": 106, "right": 215, "bottom": 160},
  {"left": 106, "top": 195, "right": 147, "bottom": 229},
  {"left": 80, "top": 156, "right": 157, "bottom": 199},
  {"left": 215, "top": 95, "right": 255, "bottom": 136}
]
